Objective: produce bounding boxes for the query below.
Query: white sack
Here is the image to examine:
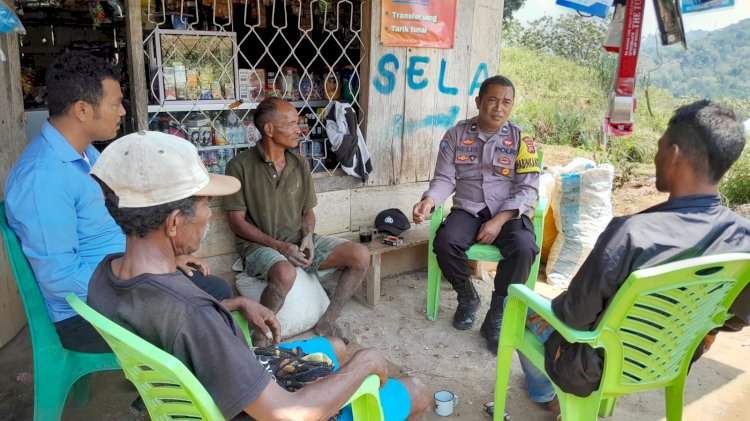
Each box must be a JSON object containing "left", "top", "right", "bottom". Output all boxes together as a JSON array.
[
  {"left": 546, "top": 159, "right": 614, "bottom": 288},
  {"left": 235, "top": 268, "right": 329, "bottom": 339}
]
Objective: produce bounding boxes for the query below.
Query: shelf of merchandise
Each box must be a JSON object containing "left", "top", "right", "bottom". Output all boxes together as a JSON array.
[
  {"left": 147, "top": 99, "right": 331, "bottom": 113},
  {"left": 196, "top": 143, "right": 254, "bottom": 151}
]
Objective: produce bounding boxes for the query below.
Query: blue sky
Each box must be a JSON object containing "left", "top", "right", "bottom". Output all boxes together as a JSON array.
[{"left": 516, "top": 0, "right": 750, "bottom": 35}]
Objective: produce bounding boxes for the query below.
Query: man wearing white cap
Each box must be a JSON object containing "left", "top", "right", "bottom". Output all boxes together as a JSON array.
[{"left": 86, "top": 131, "right": 428, "bottom": 421}]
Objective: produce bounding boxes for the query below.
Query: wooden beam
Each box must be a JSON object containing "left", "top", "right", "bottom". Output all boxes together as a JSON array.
[
  {"left": 126, "top": 0, "right": 148, "bottom": 131},
  {"left": 0, "top": 30, "right": 29, "bottom": 347},
  {"left": 0, "top": 32, "right": 26, "bottom": 193}
]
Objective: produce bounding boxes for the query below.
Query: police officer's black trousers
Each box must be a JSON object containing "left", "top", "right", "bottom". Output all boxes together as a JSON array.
[{"left": 433, "top": 207, "right": 539, "bottom": 296}]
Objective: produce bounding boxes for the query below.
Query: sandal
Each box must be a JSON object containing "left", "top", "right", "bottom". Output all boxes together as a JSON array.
[{"left": 484, "top": 402, "right": 511, "bottom": 420}]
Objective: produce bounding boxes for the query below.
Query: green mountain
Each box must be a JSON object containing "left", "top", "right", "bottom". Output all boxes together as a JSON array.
[{"left": 639, "top": 18, "right": 750, "bottom": 99}]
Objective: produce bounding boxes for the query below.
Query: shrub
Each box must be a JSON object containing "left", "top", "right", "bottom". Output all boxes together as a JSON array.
[{"left": 721, "top": 149, "right": 750, "bottom": 205}]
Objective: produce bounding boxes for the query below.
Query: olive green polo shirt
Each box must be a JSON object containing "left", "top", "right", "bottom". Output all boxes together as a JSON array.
[{"left": 224, "top": 143, "right": 317, "bottom": 258}]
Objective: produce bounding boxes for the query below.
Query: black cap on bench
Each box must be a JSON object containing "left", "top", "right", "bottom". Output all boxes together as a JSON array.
[{"left": 375, "top": 208, "right": 411, "bottom": 236}]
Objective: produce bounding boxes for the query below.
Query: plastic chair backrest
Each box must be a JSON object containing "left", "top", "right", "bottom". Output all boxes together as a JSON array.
[
  {"left": 67, "top": 294, "right": 384, "bottom": 421},
  {"left": 66, "top": 294, "right": 226, "bottom": 420},
  {"left": 2, "top": 201, "right": 122, "bottom": 420},
  {"left": 596, "top": 254, "right": 750, "bottom": 391},
  {"left": 0, "top": 201, "right": 62, "bottom": 351}
]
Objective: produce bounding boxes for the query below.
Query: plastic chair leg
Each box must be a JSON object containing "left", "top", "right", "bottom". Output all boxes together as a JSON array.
[
  {"left": 665, "top": 376, "right": 686, "bottom": 421},
  {"left": 71, "top": 374, "right": 92, "bottom": 407},
  {"left": 493, "top": 347, "right": 514, "bottom": 421},
  {"left": 426, "top": 254, "right": 441, "bottom": 321},
  {"left": 350, "top": 393, "right": 382, "bottom": 421},
  {"left": 34, "top": 370, "right": 72, "bottom": 421},
  {"left": 598, "top": 396, "right": 618, "bottom": 417},
  {"left": 559, "top": 393, "right": 602, "bottom": 421}
]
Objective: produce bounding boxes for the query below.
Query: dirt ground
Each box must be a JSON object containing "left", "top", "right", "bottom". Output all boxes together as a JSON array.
[{"left": 1, "top": 153, "right": 749, "bottom": 420}]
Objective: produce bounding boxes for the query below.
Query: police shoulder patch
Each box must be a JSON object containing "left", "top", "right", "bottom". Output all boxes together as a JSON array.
[{"left": 515, "top": 133, "right": 540, "bottom": 174}]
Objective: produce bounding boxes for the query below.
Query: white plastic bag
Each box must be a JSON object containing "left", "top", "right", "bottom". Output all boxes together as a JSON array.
[
  {"left": 546, "top": 159, "right": 614, "bottom": 288},
  {"left": 235, "top": 267, "right": 330, "bottom": 339}
]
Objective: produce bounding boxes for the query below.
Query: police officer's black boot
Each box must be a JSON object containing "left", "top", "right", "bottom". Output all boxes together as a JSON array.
[
  {"left": 480, "top": 291, "right": 504, "bottom": 353},
  {"left": 452, "top": 280, "right": 480, "bottom": 330}
]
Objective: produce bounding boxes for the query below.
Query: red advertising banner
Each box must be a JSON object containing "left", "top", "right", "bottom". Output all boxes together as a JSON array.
[{"left": 380, "top": 0, "right": 457, "bottom": 49}]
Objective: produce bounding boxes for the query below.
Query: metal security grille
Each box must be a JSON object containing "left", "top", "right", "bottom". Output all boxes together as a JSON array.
[{"left": 142, "top": 0, "right": 367, "bottom": 175}]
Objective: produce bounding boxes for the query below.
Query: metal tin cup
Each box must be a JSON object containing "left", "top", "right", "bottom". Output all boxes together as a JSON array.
[{"left": 434, "top": 390, "right": 458, "bottom": 416}]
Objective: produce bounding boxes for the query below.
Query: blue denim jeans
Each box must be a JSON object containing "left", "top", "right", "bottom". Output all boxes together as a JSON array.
[{"left": 503, "top": 297, "right": 557, "bottom": 403}]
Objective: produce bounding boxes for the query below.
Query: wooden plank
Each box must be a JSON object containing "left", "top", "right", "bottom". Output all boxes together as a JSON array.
[
  {"left": 341, "top": 225, "right": 429, "bottom": 255},
  {"left": 126, "top": 0, "right": 148, "bottom": 131},
  {"left": 400, "top": 48, "right": 439, "bottom": 183},
  {"left": 430, "top": 1, "right": 474, "bottom": 173},
  {"left": 349, "top": 182, "right": 428, "bottom": 230},
  {"left": 313, "top": 172, "right": 365, "bottom": 193},
  {"left": 365, "top": 254, "right": 381, "bottom": 306},
  {"left": 0, "top": 32, "right": 26, "bottom": 194},
  {"left": 359, "top": 0, "right": 373, "bottom": 153},
  {"left": 465, "top": 0, "right": 504, "bottom": 113},
  {"left": 0, "top": 233, "right": 27, "bottom": 347},
  {"left": 315, "top": 190, "right": 351, "bottom": 235},
  {"left": 362, "top": 0, "right": 406, "bottom": 187},
  {"left": 0, "top": 31, "right": 29, "bottom": 348},
  {"left": 195, "top": 207, "right": 236, "bottom": 258},
  {"left": 202, "top": 253, "right": 240, "bottom": 280},
  {"left": 380, "top": 243, "right": 427, "bottom": 278}
]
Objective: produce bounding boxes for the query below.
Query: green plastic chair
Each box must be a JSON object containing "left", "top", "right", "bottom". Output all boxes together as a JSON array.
[
  {"left": 493, "top": 253, "right": 750, "bottom": 421},
  {"left": 426, "top": 151, "right": 548, "bottom": 321},
  {"left": 0, "top": 201, "right": 120, "bottom": 421},
  {"left": 66, "top": 294, "right": 384, "bottom": 420}
]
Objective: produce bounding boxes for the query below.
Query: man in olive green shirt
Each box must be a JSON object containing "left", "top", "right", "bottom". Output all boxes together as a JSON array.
[{"left": 225, "top": 98, "right": 370, "bottom": 342}]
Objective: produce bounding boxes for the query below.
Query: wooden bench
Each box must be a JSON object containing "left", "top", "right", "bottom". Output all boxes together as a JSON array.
[{"left": 340, "top": 226, "right": 431, "bottom": 307}]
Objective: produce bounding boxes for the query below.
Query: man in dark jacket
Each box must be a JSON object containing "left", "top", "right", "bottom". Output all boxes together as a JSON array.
[{"left": 513, "top": 100, "right": 749, "bottom": 414}]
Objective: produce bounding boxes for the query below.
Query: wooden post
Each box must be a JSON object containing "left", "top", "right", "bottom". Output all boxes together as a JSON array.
[
  {"left": 0, "top": 30, "right": 30, "bottom": 347},
  {"left": 126, "top": 0, "right": 148, "bottom": 131}
]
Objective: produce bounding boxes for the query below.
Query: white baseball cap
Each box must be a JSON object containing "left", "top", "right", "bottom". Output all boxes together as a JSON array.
[{"left": 91, "top": 131, "right": 240, "bottom": 208}]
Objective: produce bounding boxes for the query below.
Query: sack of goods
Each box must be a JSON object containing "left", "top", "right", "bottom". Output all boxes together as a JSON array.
[
  {"left": 235, "top": 267, "right": 329, "bottom": 339},
  {"left": 546, "top": 158, "right": 614, "bottom": 289}
]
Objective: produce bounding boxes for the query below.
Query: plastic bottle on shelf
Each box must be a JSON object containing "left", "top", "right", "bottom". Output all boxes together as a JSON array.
[
  {"left": 186, "top": 68, "right": 200, "bottom": 100},
  {"left": 324, "top": 66, "right": 341, "bottom": 100},
  {"left": 224, "top": 80, "right": 235, "bottom": 100},
  {"left": 299, "top": 74, "right": 313, "bottom": 100},
  {"left": 217, "top": 149, "right": 227, "bottom": 174},
  {"left": 266, "top": 71, "right": 280, "bottom": 97},
  {"left": 341, "top": 65, "right": 358, "bottom": 101},
  {"left": 281, "top": 67, "right": 298, "bottom": 100}
]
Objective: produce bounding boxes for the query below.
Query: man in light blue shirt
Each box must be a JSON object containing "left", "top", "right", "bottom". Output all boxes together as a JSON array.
[{"left": 4, "top": 51, "right": 248, "bottom": 352}]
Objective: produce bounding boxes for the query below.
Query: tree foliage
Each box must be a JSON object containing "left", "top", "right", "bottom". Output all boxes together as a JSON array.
[
  {"left": 639, "top": 19, "right": 750, "bottom": 101},
  {"left": 503, "top": 0, "right": 526, "bottom": 22},
  {"left": 503, "top": 14, "right": 618, "bottom": 91}
]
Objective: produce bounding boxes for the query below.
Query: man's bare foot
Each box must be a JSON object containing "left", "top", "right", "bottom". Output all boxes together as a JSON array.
[
  {"left": 314, "top": 321, "right": 349, "bottom": 344},
  {"left": 547, "top": 396, "right": 560, "bottom": 420},
  {"left": 251, "top": 331, "right": 268, "bottom": 348}
]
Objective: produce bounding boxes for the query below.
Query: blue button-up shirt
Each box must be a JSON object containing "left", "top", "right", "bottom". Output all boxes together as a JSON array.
[{"left": 4, "top": 122, "right": 124, "bottom": 322}]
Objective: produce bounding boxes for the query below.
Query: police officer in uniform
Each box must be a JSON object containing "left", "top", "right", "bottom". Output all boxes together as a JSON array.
[{"left": 413, "top": 76, "right": 540, "bottom": 352}]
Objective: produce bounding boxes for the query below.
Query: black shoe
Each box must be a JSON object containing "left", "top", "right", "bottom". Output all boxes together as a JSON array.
[
  {"left": 480, "top": 292, "right": 504, "bottom": 353},
  {"left": 129, "top": 396, "right": 146, "bottom": 418},
  {"left": 452, "top": 292, "right": 480, "bottom": 330}
]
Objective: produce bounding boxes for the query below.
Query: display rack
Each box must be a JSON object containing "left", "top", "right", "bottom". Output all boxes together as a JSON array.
[{"left": 147, "top": 99, "right": 330, "bottom": 113}]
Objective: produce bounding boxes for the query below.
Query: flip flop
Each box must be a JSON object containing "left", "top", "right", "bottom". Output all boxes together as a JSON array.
[{"left": 484, "top": 402, "right": 511, "bottom": 420}]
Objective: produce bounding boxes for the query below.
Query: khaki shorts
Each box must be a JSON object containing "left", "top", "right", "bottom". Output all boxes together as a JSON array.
[{"left": 243, "top": 234, "right": 347, "bottom": 279}]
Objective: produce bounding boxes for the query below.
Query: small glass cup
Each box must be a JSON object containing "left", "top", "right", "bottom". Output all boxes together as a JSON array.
[{"left": 359, "top": 226, "right": 377, "bottom": 243}]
